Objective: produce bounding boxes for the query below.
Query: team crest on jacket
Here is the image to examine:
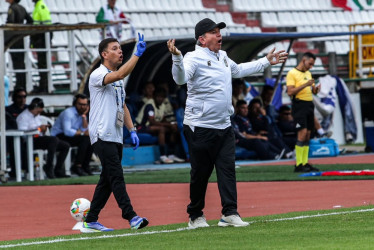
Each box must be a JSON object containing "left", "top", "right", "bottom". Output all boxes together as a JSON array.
[
  {"left": 207, "top": 61, "right": 211, "bottom": 66},
  {"left": 224, "top": 58, "right": 228, "bottom": 67}
]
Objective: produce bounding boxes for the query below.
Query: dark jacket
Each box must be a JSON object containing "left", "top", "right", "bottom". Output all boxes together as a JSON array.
[{"left": 6, "top": 2, "right": 33, "bottom": 48}]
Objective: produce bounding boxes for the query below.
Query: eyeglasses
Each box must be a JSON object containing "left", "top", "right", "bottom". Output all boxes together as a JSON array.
[
  {"left": 17, "top": 95, "right": 27, "bottom": 99},
  {"left": 282, "top": 112, "right": 292, "bottom": 116},
  {"left": 77, "top": 103, "right": 88, "bottom": 106}
]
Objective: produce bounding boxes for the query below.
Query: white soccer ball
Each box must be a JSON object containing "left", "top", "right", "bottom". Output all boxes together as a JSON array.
[{"left": 70, "top": 198, "right": 91, "bottom": 222}]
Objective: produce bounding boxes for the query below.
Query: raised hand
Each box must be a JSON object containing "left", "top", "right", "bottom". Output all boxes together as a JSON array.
[
  {"left": 167, "top": 39, "right": 181, "bottom": 55},
  {"left": 266, "top": 48, "right": 288, "bottom": 65},
  {"left": 134, "top": 33, "right": 146, "bottom": 57}
]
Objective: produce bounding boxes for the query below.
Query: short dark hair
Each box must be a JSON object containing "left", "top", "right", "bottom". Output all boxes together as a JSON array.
[
  {"left": 248, "top": 98, "right": 262, "bottom": 111},
  {"left": 236, "top": 100, "right": 247, "bottom": 109},
  {"left": 98, "top": 38, "right": 119, "bottom": 63},
  {"left": 12, "top": 87, "right": 26, "bottom": 102},
  {"left": 249, "top": 98, "right": 262, "bottom": 106},
  {"left": 302, "top": 52, "right": 316, "bottom": 60},
  {"left": 279, "top": 104, "right": 291, "bottom": 114},
  {"left": 73, "top": 93, "right": 88, "bottom": 106},
  {"left": 28, "top": 97, "right": 44, "bottom": 110}
]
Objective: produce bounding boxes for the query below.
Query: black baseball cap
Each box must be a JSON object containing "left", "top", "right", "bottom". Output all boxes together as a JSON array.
[{"left": 195, "top": 18, "right": 226, "bottom": 40}]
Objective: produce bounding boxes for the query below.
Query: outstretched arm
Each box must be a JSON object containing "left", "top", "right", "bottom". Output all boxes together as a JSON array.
[
  {"left": 266, "top": 48, "right": 288, "bottom": 65},
  {"left": 104, "top": 33, "right": 146, "bottom": 85},
  {"left": 167, "top": 39, "right": 196, "bottom": 85},
  {"left": 232, "top": 48, "right": 288, "bottom": 78}
]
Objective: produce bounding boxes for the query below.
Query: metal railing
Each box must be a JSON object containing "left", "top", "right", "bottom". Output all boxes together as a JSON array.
[{"left": 6, "top": 30, "right": 81, "bottom": 93}]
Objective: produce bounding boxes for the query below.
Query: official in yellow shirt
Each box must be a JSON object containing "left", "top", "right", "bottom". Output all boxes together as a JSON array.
[
  {"left": 286, "top": 52, "right": 320, "bottom": 173},
  {"left": 31, "top": 0, "right": 51, "bottom": 93}
]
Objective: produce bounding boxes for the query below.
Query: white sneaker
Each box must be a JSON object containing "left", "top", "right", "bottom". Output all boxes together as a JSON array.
[
  {"left": 218, "top": 215, "right": 249, "bottom": 227},
  {"left": 168, "top": 154, "right": 185, "bottom": 163},
  {"left": 188, "top": 216, "right": 210, "bottom": 229},
  {"left": 160, "top": 155, "right": 174, "bottom": 164}
]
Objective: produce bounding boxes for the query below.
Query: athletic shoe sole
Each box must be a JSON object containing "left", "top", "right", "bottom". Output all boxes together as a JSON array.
[
  {"left": 80, "top": 227, "right": 101, "bottom": 233},
  {"left": 218, "top": 220, "right": 249, "bottom": 227},
  {"left": 187, "top": 222, "right": 209, "bottom": 229}
]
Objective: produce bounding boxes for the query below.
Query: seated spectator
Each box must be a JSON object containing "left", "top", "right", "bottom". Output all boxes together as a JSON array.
[
  {"left": 51, "top": 94, "right": 93, "bottom": 176},
  {"left": 5, "top": 87, "right": 28, "bottom": 176},
  {"left": 277, "top": 105, "right": 297, "bottom": 150},
  {"left": 232, "top": 79, "right": 245, "bottom": 109},
  {"left": 6, "top": 87, "right": 28, "bottom": 130},
  {"left": 256, "top": 84, "right": 278, "bottom": 123},
  {"left": 133, "top": 81, "right": 155, "bottom": 112},
  {"left": 248, "top": 98, "right": 293, "bottom": 159},
  {"left": 141, "top": 81, "right": 155, "bottom": 103},
  {"left": 135, "top": 88, "right": 184, "bottom": 164},
  {"left": 16, "top": 98, "right": 69, "bottom": 179},
  {"left": 159, "top": 82, "right": 177, "bottom": 123},
  {"left": 232, "top": 100, "right": 283, "bottom": 160}
]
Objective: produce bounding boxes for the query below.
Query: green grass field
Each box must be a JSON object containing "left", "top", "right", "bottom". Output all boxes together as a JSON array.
[
  {"left": 2, "top": 163, "right": 374, "bottom": 186},
  {"left": 2, "top": 162, "right": 374, "bottom": 249},
  {"left": 1, "top": 206, "right": 374, "bottom": 249}
]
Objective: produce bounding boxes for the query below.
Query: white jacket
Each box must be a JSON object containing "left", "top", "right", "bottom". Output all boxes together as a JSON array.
[{"left": 172, "top": 45, "right": 270, "bottom": 129}]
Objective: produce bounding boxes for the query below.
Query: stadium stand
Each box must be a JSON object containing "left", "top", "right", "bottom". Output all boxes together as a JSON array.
[
  {"left": 3, "top": 0, "right": 371, "bottom": 95},
  {"left": 2, "top": 0, "right": 255, "bottom": 93},
  {"left": 2, "top": 0, "right": 374, "bottom": 181}
]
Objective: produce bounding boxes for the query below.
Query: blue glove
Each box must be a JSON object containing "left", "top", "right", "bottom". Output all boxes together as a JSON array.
[
  {"left": 130, "top": 131, "right": 139, "bottom": 150},
  {"left": 134, "top": 33, "right": 146, "bottom": 57}
]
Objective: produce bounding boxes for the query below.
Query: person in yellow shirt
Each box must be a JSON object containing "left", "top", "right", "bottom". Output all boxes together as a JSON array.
[
  {"left": 286, "top": 52, "right": 321, "bottom": 172},
  {"left": 31, "top": 0, "right": 51, "bottom": 93}
]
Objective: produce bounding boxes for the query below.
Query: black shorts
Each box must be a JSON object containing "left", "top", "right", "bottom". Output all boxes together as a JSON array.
[{"left": 292, "top": 99, "right": 314, "bottom": 131}]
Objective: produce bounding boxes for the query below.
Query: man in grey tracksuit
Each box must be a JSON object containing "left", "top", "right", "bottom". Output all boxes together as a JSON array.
[{"left": 167, "top": 18, "right": 288, "bottom": 228}]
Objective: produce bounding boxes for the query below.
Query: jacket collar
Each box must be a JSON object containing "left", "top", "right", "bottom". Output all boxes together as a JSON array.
[{"left": 195, "top": 45, "right": 220, "bottom": 59}]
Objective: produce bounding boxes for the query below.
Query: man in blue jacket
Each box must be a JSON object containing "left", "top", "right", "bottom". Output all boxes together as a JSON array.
[{"left": 51, "top": 94, "right": 93, "bottom": 176}]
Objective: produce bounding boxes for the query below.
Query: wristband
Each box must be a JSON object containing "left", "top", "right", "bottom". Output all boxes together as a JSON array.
[{"left": 129, "top": 127, "right": 137, "bottom": 133}]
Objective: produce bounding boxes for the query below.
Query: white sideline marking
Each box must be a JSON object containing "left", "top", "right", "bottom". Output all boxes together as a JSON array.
[
  {"left": 0, "top": 228, "right": 191, "bottom": 249},
  {"left": 257, "top": 208, "right": 374, "bottom": 223},
  {"left": 1, "top": 208, "right": 374, "bottom": 248}
]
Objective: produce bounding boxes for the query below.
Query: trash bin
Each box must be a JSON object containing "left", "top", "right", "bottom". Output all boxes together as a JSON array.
[{"left": 364, "top": 121, "right": 374, "bottom": 152}]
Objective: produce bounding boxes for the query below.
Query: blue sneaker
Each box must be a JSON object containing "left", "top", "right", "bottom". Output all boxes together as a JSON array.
[
  {"left": 130, "top": 216, "right": 149, "bottom": 230},
  {"left": 81, "top": 222, "right": 114, "bottom": 233}
]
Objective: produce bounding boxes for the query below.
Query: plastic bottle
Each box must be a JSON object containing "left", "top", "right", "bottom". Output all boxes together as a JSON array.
[{"left": 35, "top": 156, "right": 40, "bottom": 181}]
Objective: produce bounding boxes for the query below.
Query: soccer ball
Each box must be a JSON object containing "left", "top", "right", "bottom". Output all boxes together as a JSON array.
[{"left": 70, "top": 198, "right": 91, "bottom": 222}]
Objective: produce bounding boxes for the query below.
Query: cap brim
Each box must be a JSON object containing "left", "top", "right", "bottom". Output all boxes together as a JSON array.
[
  {"left": 209, "top": 22, "right": 226, "bottom": 32},
  {"left": 216, "top": 22, "right": 226, "bottom": 29}
]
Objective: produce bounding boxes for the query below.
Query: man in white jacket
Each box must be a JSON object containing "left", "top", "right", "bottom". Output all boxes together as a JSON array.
[{"left": 167, "top": 18, "right": 288, "bottom": 229}]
